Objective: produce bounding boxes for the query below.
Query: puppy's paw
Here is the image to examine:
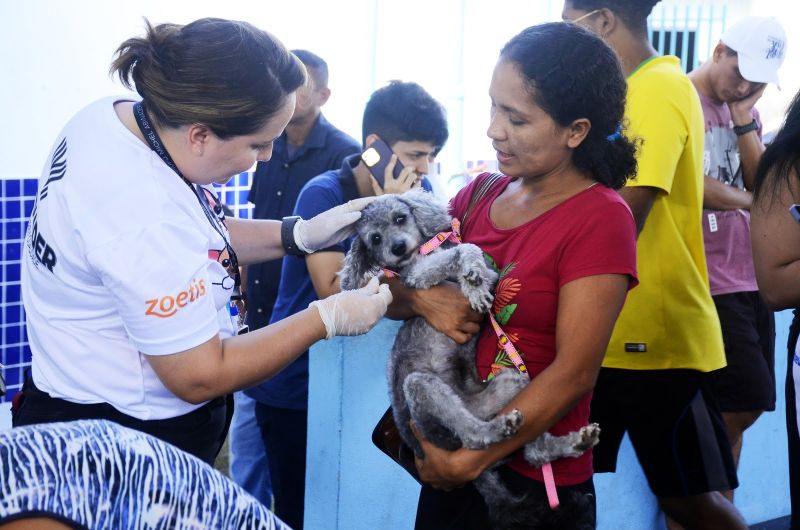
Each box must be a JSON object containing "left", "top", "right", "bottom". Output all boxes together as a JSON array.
[
  {"left": 575, "top": 423, "right": 601, "bottom": 451},
  {"left": 463, "top": 268, "right": 484, "bottom": 287},
  {"left": 499, "top": 409, "right": 523, "bottom": 437},
  {"left": 464, "top": 284, "right": 495, "bottom": 313}
]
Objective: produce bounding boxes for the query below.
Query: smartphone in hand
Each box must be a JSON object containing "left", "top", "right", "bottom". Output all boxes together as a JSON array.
[
  {"left": 791, "top": 204, "right": 800, "bottom": 223},
  {"left": 361, "top": 138, "right": 404, "bottom": 189}
]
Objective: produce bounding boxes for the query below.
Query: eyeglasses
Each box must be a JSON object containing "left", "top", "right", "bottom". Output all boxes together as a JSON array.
[{"left": 569, "top": 8, "right": 602, "bottom": 25}]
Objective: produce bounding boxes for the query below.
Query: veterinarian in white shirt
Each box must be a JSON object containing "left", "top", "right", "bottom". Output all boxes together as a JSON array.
[{"left": 15, "top": 17, "right": 392, "bottom": 465}]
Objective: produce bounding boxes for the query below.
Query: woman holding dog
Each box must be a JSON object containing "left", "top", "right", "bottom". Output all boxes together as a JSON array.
[
  {"left": 14, "top": 18, "right": 392, "bottom": 465},
  {"left": 398, "top": 23, "right": 639, "bottom": 528}
]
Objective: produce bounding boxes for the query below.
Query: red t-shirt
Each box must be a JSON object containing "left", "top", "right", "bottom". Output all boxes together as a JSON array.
[{"left": 449, "top": 174, "right": 638, "bottom": 485}]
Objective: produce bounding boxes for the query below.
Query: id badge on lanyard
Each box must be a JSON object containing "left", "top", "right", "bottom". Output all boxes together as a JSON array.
[{"left": 230, "top": 301, "right": 249, "bottom": 335}]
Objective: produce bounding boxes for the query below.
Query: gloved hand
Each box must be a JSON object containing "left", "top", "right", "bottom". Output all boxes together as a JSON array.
[
  {"left": 294, "top": 197, "right": 378, "bottom": 253},
  {"left": 310, "top": 277, "right": 393, "bottom": 339}
]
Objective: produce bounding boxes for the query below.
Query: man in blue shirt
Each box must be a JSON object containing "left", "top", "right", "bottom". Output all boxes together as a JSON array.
[
  {"left": 245, "top": 81, "right": 449, "bottom": 530},
  {"left": 229, "top": 50, "right": 360, "bottom": 507}
]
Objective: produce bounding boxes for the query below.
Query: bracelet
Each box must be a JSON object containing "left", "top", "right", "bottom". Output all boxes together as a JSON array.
[
  {"left": 281, "top": 216, "right": 306, "bottom": 256},
  {"left": 733, "top": 119, "right": 758, "bottom": 136}
]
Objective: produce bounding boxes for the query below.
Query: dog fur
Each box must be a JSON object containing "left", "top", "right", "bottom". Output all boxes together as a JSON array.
[{"left": 340, "top": 189, "right": 599, "bottom": 529}]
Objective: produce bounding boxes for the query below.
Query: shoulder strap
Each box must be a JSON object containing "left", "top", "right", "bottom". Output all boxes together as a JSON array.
[{"left": 461, "top": 172, "right": 503, "bottom": 229}]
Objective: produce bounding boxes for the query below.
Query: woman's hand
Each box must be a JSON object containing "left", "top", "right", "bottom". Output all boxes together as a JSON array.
[
  {"left": 411, "top": 422, "right": 485, "bottom": 489},
  {"left": 310, "top": 277, "right": 393, "bottom": 339},
  {"left": 412, "top": 282, "right": 483, "bottom": 344},
  {"left": 295, "top": 196, "right": 378, "bottom": 253},
  {"left": 370, "top": 154, "right": 421, "bottom": 195}
]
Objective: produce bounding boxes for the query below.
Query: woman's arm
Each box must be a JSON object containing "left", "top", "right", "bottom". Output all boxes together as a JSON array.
[
  {"left": 225, "top": 217, "right": 283, "bottom": 265},
  {"left": 412, "top": 273, "right": 630, "bottom": 488},
  {"left": 226, "top": 196, "right": 378, "bottom": 266},
  {"left": 145, "top": 278, "right": 392, "bottom": 403},
  {"left": 751, "top": 168, "right": 800, "bottom": 310}
]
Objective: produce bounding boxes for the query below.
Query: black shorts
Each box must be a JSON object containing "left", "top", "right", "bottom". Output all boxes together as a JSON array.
[
  {"left": 590, "top": 368, "right": 738, "bottom": 498},
  {"left": 12, "top": 376, "right": 232, "bottom": 466},
  {"left": 415, "top": 467, "right": 596, "bottom": 530},
  {"left": 711, "top": 291, "right": 776, "bottom": 412}
]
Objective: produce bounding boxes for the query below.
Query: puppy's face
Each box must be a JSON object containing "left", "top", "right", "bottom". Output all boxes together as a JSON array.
[{"left": 355, "top": 195, "right": 428, "bottom": 270}]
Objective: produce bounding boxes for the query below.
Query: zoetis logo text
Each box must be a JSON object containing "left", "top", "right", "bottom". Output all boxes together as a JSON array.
[{"left": 145, "top": 278, "right": 207, "bottom": 318}]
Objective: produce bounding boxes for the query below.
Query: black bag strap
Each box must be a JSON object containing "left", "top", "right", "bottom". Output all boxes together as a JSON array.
[{"left": 460, "top": 172, "right": 504, "bottom": 230}]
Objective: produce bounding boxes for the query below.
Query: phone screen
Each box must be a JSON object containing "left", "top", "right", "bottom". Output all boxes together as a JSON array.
[{"left": 361, "top": 139, "right": 404, "bottom": 188}]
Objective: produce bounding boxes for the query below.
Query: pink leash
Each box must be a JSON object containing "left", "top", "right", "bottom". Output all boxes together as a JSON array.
[
  {"left": 487, "top": 315, "right": 558, "bottom": 508},
  {"left": 385, "top": 218, "right": 560, "bottom": 509}
]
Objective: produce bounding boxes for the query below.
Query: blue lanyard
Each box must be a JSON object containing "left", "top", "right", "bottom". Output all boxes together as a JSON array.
[{"left": 131, "top": 101, "right": 246, "bottom": 307}]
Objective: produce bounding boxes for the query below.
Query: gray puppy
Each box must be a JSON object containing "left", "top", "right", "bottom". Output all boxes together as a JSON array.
[{"left": 340, "top": 189, "right": 599, "bottom": 529}]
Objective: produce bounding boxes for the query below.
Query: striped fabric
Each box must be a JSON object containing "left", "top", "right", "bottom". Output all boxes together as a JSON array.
[{"left": 0, "top": 420, "right": 290, "bottom": 529}]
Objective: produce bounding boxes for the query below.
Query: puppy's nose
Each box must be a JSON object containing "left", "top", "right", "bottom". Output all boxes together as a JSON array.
[{"left": 390, "top": 241, "right": 407, "bottom": 257}]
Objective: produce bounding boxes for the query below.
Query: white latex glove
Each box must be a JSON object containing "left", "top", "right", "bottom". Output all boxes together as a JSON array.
[
  {"left": 310, "top": 277, "right": 393, "bottom": 339},
  {"left": 294, "top": 196, "right": 378, "bottom": 253}
]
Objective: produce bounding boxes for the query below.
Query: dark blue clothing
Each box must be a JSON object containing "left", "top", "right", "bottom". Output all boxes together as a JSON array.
[
  {"left": 254, "top": 404, "right": 308, "bottom": 530},
  {"left": 245, "top": 155, "right": 361, "bottom": 409},
  {"left": 246, "top": 155, "right": 432, "bottom": 408},
  {"left": 245, "top": 114, "right": 359, "bottom": 329}
]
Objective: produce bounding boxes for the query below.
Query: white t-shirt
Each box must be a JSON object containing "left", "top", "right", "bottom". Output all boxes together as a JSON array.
[{"left": 22, "top": 96, "right": 236, "bottom": 420}]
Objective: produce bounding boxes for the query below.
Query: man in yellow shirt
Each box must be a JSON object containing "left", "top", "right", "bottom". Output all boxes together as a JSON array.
[{"left": 562, "top": 1, "right": 747, "bottom": 528}]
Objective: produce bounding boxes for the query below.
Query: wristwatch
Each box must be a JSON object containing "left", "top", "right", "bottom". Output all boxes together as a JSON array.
[
  {"left": 733, "top": 119, "right": 758, "bottom": 136},
  {"left": 281, "top": 215, "right": 307, "bottom": 256}
]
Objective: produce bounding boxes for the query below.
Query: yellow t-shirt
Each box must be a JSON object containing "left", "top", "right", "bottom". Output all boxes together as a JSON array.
[{"left": 604, "top": 56, "right": 725, "bottom": 372}]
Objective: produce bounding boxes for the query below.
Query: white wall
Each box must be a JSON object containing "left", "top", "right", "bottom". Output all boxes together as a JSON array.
[
  {"left": 1, "top": 0, "right": 797, "bottom": 182},
  {"left": 0, "top": 0, "right": 377, "bottom": 180},
  {"left": 0, "top": 0, "right": 558, "bottom": 193}
]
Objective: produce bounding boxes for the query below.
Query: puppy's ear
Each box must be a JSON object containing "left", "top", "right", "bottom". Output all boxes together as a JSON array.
[
  {"left": 400, "top": 190, "right": 451, "bottom": 238},
  {"left": 339, "top": 236, "right": 374, "bottom": 290}
]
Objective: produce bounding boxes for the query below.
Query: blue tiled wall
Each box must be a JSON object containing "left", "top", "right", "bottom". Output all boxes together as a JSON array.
[
  {"left": 1, "top": 178, "right": 37, "bottom": 401},
  {"left": 0, "top": 173, "right": 253, "bottom": 402}
]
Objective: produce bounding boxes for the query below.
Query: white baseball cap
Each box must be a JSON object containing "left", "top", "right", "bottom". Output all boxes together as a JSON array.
[{"left": 720, "top": 16, "right": 787, "bottom": 86}]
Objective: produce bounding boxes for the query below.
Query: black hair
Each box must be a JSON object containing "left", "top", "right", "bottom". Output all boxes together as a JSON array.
[
  {"left": 500, "top": 22, "right": 638, "bottom": 189},
  {"left": 361, "top": 81, "right": 449, "bottom": 153},
  {"left": 291, "top": 49, "right": 329, "bottom": 87},
  {"left": 110, "top": 18, "right": 306, "bottom": 140},
  {"left": 753, "top": 90, "right": 800, "bottom": 205},
  {"left": 569, "top": 0, "right": 661, "bottom": 35}
]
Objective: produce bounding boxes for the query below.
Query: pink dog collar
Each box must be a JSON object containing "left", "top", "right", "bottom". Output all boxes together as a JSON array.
[{"left": 419, "top": 218, "right": 462, "bottom": 256}]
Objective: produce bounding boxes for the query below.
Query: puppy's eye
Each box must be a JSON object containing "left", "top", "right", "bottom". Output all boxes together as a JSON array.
[
  {"left": 370, "top": 233, "right": 382, "bottom": 245},
  {"left": 394, "top": 215, "right": 406, "bottom": 225}
]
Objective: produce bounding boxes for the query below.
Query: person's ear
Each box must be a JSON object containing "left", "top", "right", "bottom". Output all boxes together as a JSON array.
[
  {"left": 187, "top": 124, "right": 212, "bottom": 155},
  {"left": 712, "top": 42, "right": 727, "bottom": 63},
  {"left": 364, "top": 133, "right": 380, "bottom": 148},
  {"left": 566, "top": 118, "right": 591, "bottom": 149},
  {"left": 595, "top": 8, "right": 617, "bottom": 39},
  {"left": 316, "top": 86, "right": 331, "bottom": 107}
]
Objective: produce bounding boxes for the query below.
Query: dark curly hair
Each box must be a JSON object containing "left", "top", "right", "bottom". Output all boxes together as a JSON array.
[
  {"left": 110, "top": 18, "right": 305, "bottom": 140},
  {"left": 753, "top": 90, "right": 800, "bottom": 205},
  {"left": 361, "top": 80, "right": 449, "bottom": 154},
  {"left": 500, "top": 22, "right": 638, "bottom": 189},
  {"left": 568, "top": 0, "right": 661, "bottom": 34}
]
